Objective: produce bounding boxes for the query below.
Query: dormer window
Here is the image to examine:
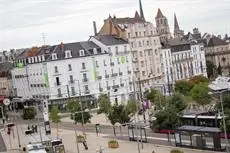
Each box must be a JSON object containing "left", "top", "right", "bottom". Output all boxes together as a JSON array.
[
  {"left": 31, "top": 57, "right": 34, "bottom": 63},
  {"left": 65, "top": 50, "right": 72, "bottom": 58},
  {"left": 93, "top": 48, "right": 97, "bottom": 54},
  {"left": 42, "top": 55, "right": 45, "bottom": 61},
  {"left": 79, "top": 49, "right": 85, "bottom": 56},
  {"left": 28, "top": 58, "right": 31, "bottom": 63},
  {"left": 38, "top": 56, "right": 41, "bottom": 62},
  {"left": 52, "top": 53, "right": 57, "bottom": 60},
  {"left": 34, "top": 56, "right": 38, "bottom": 63}
]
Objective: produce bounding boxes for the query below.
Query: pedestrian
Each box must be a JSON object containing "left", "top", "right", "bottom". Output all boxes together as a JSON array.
[
  {"left": 31, "top": 125, "right": 34, "bottom": 133},
  {"left": 35, "top": 125, "right": 38, "bottom": 133},
  {"left": 27, "top": 125, "right": 30, "bottom": 130}
]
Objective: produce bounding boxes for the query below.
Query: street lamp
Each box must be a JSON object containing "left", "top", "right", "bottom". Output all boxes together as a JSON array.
[{"left": 209, "top": 90, "right": 229, "bottom": 152}]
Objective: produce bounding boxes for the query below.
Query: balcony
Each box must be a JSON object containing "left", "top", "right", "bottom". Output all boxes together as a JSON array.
[
  {"left": 55, "top": 82, "right": 61, "bottom": 86},
  {"left": 83, "top": 78, "right": 88, "bottom": 82},
  {"left": 97, "top": 76, "right": 102, "bottom": 80},
  {"left": 84, "top": 90, "right": 90, "bottom": 94},
  {"left": 57, "top": 94, "right": 62, "bottom": 97},
  {"left": 111, "top": 73, "right": 118, "bottom": 77},
  {"left": 120, "top": 83, "right": 124, "bottom": 87},
  {"left": 112, "top": 85, "right": 119, "bottom": 89},
  {"left": 110, "top": 62, "right": 115, "bottom": 66},
  {"left": 99, "top": 88, "right": 103, "bottom": 92},
  {"left": 119, "top": 72, "right": 123, "bottom": 76},
  {"left": 105, "top": 74, "right": 109, "bottom": 78},
  {"left": 107, "top": 86, "right": 111, "bottom": 90}
]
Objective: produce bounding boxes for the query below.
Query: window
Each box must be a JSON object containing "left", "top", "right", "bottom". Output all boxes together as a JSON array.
[
  {"left": 83, "top": 73, "right": 87, "bottom": 79},
  {"left": 111, "top": 68, "right": 114, "bottom": 74},
  {"left": 96, "top": 61, "right": 99, "bottom": 67},
  {"left": 106, "top": 81, "right": 109, "bottom": 87},
  {"left": 79, "top": 50, "right": 85, "bottom": 56},
  {"left": 54, "top": 66, "right": 58, "bottom": 73},
  {"left": 117, "top": 58, "right": 120, "bottom": 64},
  {"left": 52, "top": 53, "right": 57, "bottom": 60},
  {"left": 103, "top": 60, "right": 106, "bottom": 66},
  {"left": 71, "top": 87, "right": 75, "bottom": 95},
  {"left": 57, "top": 88, "right": 62, "bottom": 97},
  {"left": 139, "top": 41, "right": 142, "bottom": 47},
  {"left": 68, "top": 64, "right": 72, "bottom": 71},
  {"left": 151, "top": 31, "right": 153, "bottom": 35},
  {"left": 140, "top": 51, "right": 143, "bottom": 57},
  {"left": 154, "top": 40, "right": 156, "bottom": 45},
  {"left": 128, "top": 33, "right": 130, "bottom": 38},
  {"left": 148, "top": 50, "right": 151, "bottom": 56},
  {"left": 147, "top": 41, "right": 149, "bottom": 46},
  {"left": 141, "top": 61, "right": 144, "bottom": 67},
  {"left": 38, "top": 56, "right": 41, "bottom": 62},
  {"left": 56, "top": 77, "right": 60, "bottom": 85},
  {"left": 82, "top": 63, "right": 86, "bottom": 69},
  {"left": 115, "top": 46, "right": 118, "bottom": 55},
  {"left": 31, "top": 57, "right": 34, "bottom": 63},
  {"left": 85, "top": 85, "right": 89, "bottom": 91},
  {"left": 105, "top": 70, "right": 107, "bottom": 75},
  {"left": 69, "top": 75, "right": 74, "bottom": 83},
  {"left": 108, "top": 47, "right": 111, "bottom": 53},
  {"left": 65, "top": 50, "right": 72, "bottom": 58},
  {"left": 144, "top": 31, "right": 146, "bottom": 36},
  {"left": 113, "top": 80, "right": 115, "bottom": 86},
  {"left": 42, "top": 55, "right": 45, "bottom": 61},
  {"left": 142, "top": 71, "right": 146, "bottom": 76},
  {"left": 131, "top": 42, "right": 134, "bottom": 48},
  {"left": 126, "top": 56, "right": 129, "bottom": 63},
  {"left": 135, "top": 32, "right": 138, "bottom": 37},
  {"left": 124, "top": 45, "right": 127, "bottom": 52}
]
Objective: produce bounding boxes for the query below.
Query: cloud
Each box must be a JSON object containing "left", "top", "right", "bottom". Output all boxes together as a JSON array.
[{"left": 0, "top": 0, "right": 230, "bottom": 49}]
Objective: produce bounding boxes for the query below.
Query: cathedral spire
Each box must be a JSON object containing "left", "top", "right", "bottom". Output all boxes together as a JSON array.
[
  {"left": 174, "top": 13, "right": 179, "bottom": 30},
  {"left": 139, "top": 0, "right": 145, "bottom": 22}
]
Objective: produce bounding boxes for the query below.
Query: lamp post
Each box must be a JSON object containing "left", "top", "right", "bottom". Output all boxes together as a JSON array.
[
  {"left": 77, "top": 80, "right": 85, "bottom": 136},
  {"left": 209, "top": 90, "right": 229, "bottom": 152}
]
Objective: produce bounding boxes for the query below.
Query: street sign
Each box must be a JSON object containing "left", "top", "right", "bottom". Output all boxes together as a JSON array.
[{"left": 3, "top": 99, "right": 10, "bottom": 106}]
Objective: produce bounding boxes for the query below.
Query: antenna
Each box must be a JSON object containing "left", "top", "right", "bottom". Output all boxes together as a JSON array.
[{"left": 42, "top": 33, "right": 46, "bottom": 45}]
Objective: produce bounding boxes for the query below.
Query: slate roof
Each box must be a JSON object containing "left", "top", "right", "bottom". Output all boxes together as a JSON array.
[
  {"left": 92, "top": 35, "right": 128, "bottom": 46},
  {"left": 156, "top": 8, "right": 164, "bottom": 18},
  {"left": 167, "top": 37, "right": 190, "bottom": 46},
  {"left": 0, "top": 62, "right": 13, "bottom": 73},
  {"left": 207, "top": 36, "right": 228, "bottom": 47}
]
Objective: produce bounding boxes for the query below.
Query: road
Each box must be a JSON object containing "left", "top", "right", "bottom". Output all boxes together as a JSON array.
[{"left": 0, "top": 128, "right": 7, "bottom": 152}]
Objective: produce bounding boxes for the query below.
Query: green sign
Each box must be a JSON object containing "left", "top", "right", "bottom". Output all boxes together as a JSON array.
[
  {"left": 120, "top": 56, "right": 126, "bottom": 64},
  {"left": 17, "top": 62, "right": 24, "bottom": 68},
  {"left": 42, "top": 63, "right": 49, "bottom": 88}
]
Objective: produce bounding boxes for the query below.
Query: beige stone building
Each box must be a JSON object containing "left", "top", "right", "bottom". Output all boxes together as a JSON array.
[{"left": 204, "top": 35, "right": 230, "bottom": 76}]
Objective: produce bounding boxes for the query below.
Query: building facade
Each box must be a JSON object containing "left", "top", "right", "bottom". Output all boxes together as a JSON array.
[
  {"left": 204, "top": 35, "right": 230, "bottom": 76},
  {"left": 98, "top": 1, "right": 163, "bottom": 94},
  {"left": 161, "top": 38, "right": 207, "bottom": 95},
  {"left": 11, "top": 36, "right": 134, "bottom": 107}
]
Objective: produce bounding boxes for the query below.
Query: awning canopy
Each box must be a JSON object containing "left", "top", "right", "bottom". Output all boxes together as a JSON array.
[{"left": 176, "top": 125, "right": 221, "bottom": 133}]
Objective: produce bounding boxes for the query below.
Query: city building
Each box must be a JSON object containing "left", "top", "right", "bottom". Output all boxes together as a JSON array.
[
  {"left": 0, "top": 49, "right": 25, "bottom": 63},
  {"left": 11, "top": 36, "right": 134, "bottom": 107},
  {"left": 161, "top": 37, "right": 207, "bottom": 95},
  {"left": 204, "top": 35, "right": 230, "bottom": 76},
  {"left": 98, "top": 0, "right": 163, "bottom": 96},
  {"left": 0, "top": 62, "right": 14, "bottom": 99},
  {"left": 155, "top": 8, "right": 172, "bottom": 45}
]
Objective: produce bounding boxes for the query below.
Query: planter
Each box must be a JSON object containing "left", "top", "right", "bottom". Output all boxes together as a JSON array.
[
  {"left": 170, "top": 149, "right": 184, "bottom": 153},
  {"left": 108, "top": 140, "right": 119, "bottom": 149},
  {"left": 77, "top": 135, "right": 85, "bottom": 143}
]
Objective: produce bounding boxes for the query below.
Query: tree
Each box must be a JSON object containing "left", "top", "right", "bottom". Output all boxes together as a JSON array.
[
  {"left": 146, "top": 89, "right": 166, "bottom": 110},
  {"left": 175, "top": 80, "right": 192, "bottom": 95},
  {"left": 97, "top": 94, "right": 111, "bottom": 115},
  {"left": 108, "top": 104, "right": 130, "bottom": 125},
  {"left": 206, "top": 61, "right": 215, "bottom": 79},
  {"left": 125, "top": 100, "right": 137, "bottom": 117},
  {"left": 190, "top": 82, "right": 211, "bottom": 107},
  {"left": 188, "top": 75, "right": 209, "bottom": 87},
  {"left": 168, "top": 93, "right": 187, "bottom": 112},
  {"left": 22, "top": 107, "right": 36, "bottom": 120},
  {"left": 67, "top": 99, "right": 92, "bottom": 125},
  {"left": 50, "top": 106, "right": 61, "bottom": 137}
]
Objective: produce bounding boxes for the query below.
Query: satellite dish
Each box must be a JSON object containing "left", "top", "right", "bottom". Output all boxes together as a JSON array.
[{"left": 3, "top": 98, "right": 10, "bottom": 106}]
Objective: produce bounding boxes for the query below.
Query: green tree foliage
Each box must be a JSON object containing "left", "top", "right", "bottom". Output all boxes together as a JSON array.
[
  {"left": 97, "top": 94, "right": 111, "bottom": 115},
  {"left": 190, "top": 82, "right": 211, "bottom": 106},
  {"left": 175, "top": 80, "right": 192, "bottom": 95},
  {"left": 146, "top": 89, "right": 166, "bottom": 110},
  {"left": 0, "top": 105, "right": 7, "bottom": 118},
  {"left": 188, "top": 75, "right": 209, "bottom": 86},
  {"left": 22, "top": 107, "right": 36, "bottom": 120},
  {"left": 125, "top": 100, "right": 137, "bottom": 117},
  {"left": 206, "top": 61, "right": 215, "bottom": 79},
  {"left": 50, "top": 106, "right": 61, "bottom": 137},
  {"left": 50, "top": 106, "right": 61, "bottom": 124},
  {"left": 67, "top": 99, "right": 92, "bottom": 125},
  {"left": 108, "top": 104, "right": 131, "bottom": 125},
  {"left": 168, "top": 93, "right": 187, "bottom": 112}
]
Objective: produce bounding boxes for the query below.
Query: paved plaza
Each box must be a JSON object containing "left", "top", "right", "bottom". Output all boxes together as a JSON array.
[{"left": 0, "top": 124, "right": 223, "bottom": 153}]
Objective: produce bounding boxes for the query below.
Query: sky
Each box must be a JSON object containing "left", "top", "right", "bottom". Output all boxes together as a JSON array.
[{"left": 0, "top": 0, "right": 230, "bottom": 50}]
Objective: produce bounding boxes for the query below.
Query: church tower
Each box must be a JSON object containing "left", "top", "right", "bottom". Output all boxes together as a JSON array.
[
  {"left": 174, "top": 13, "right": 184, "bottom": 38},
  {"left": 155, "top": 8, "right": 171, "bottom": 44},
  {"left": 139, "top": 0, "right": 146, "bottom": 22}
]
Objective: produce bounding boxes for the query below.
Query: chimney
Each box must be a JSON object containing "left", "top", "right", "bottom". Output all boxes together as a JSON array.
[
  {"left": 60, "top": 42, "right": 64, "bottom": 51},
  {"left": 93, "top": 21, "right": 97, "bottom": 36}
]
